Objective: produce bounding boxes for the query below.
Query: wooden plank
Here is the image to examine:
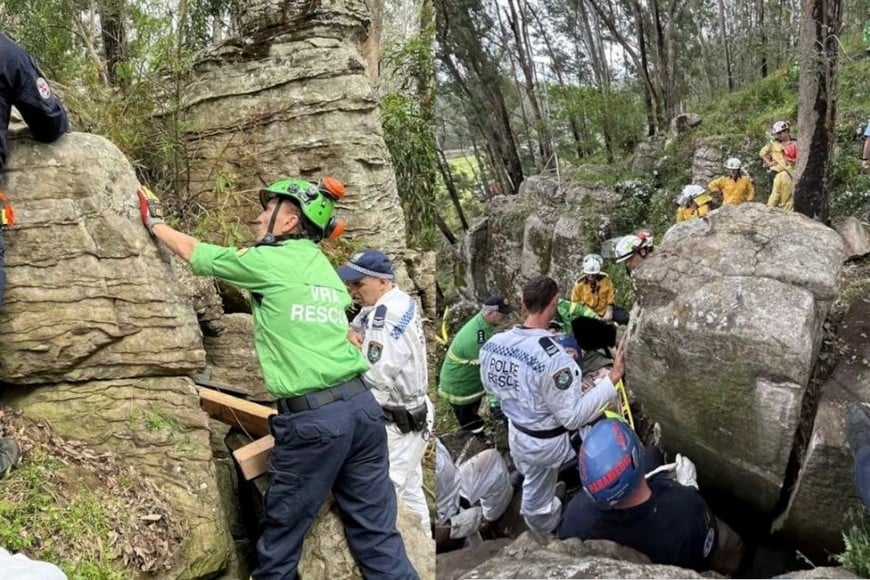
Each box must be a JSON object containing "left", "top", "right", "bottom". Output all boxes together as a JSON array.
[
  {"left": 198, "top": 386, "right": 275, "bottom": 438},
  {"left": 233, "top": 435, "right": 274, "bottom": 480}
]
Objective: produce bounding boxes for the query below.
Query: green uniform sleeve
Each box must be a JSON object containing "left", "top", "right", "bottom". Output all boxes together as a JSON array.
[{"left": 189, "top": 243, "right": 274, "bottom": 292}]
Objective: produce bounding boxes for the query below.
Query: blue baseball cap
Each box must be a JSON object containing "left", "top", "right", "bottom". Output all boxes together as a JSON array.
[{"left": 337, "top": 249, "right": 395, "bottom": 282}]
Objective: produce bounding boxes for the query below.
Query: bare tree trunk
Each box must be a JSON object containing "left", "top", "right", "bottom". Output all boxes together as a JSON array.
[
  {"left": 435, "top": 144, "right": 470, "bottom": 231},
  {"left": 363, "top": 0, "right": 382, "bottom": 85},
  {"left": 716, "top": 0, "right": 734, "bottom": 90},
  {"left": 434, "top": 211, "right": 457, "bottom": 244},
  {"left": 759, "top": 0, "right": 769, "bottom": 77},
  {"left": 793, "top": 0, "right": 841, "bottom": 221}
]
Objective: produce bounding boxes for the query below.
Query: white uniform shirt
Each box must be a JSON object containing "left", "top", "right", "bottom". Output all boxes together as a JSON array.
[
  {"left": 353, "top": 286, "right": 428, "bottom": 408},
  {"left": 435, "top": 438, "right": 462, "bottom": 525},
  {"left": 480, "top": 326, "right": 616, "bottom": 433}
]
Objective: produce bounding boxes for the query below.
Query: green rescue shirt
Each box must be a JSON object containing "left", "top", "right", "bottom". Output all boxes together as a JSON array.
[
  {"left": 438, "top": 311, "right": 493, "bottom": 404},
  {"left": 190, "top": 240, "right": 369, "bottom": 398}
]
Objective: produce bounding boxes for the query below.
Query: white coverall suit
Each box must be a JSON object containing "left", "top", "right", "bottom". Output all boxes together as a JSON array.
[
  {"left": 480, "top": 327, "right": 617, "bottom": 533},
  {"left": 354, "top": 286, "right": 433, "bottom": 534},
  {"left": 435, "top": 438, "right": 513, "bottom": 538}
]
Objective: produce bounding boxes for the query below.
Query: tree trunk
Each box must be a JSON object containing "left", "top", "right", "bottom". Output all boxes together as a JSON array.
[
  {"left": 97, "top": 0, "right": 126, "bottom": 88},
  {"left": 435, "top": 145, "right": 470, "bottom": 231},
  {"left": 759, "top": 0, "right": 769, "bottom": 77},
  {"left": 716, "top": 0, "right": 734, "bottom": 91},
  {"left": 793, "top": 0, "right": 841, "bottom": 221},
  {"left": 362, "top": 0, "right": 382, "bottom": 85}
]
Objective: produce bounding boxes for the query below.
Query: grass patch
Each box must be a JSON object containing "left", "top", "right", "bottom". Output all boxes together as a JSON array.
[{"left": 838, "top": 506, "right": 870, "bottom": 577}]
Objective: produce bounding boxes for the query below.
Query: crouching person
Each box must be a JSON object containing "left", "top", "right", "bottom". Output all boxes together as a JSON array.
[
  {"left": 434, "top": 438, "right": 514, "bottom": 545},
  {"left": 558, "top": 419, "right": 743, "bottom": 575},
  {"left": 480, "top": 276, "right": 624, "bottom": 534}
]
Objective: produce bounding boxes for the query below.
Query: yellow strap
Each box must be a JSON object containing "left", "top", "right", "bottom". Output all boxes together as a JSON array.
[{"left": 435, "top": 306, "right": 450, "bottom": 345}]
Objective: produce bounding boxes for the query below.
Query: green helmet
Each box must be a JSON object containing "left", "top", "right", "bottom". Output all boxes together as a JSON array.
[{"left": 259, "top": 177, "right": 346, "bottom": 241}]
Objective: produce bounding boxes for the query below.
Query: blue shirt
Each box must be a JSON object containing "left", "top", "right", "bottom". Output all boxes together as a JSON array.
[{"left": 864, "top": 120, "right": 870, "bottom": 138}]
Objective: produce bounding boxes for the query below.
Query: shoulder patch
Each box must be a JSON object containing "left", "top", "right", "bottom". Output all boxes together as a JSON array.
[
  {"left": 36, "top": 77, "right": 51, "bottom": 99},
  {"left": 702, "top": 527, "right": 716, "bottom": 558},
  {"left": 367, "top": 341, "right": 383, "bottom": 364},
  {"left": 538, "top": 336, "right": 560, "bottom": 357},
  {"left": 552, "top": 367, "right": 574, "bottom": 390},
  {"left": 372, "top": 304, "right": 387, "bottom": 329},
  {"left": 477, "top": 329, "right": 486, "bottom": 344}
]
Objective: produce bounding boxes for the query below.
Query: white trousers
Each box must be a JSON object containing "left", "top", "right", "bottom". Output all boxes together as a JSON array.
[{"left": 387, "top": 396, "right": 434, "bottom": 535}]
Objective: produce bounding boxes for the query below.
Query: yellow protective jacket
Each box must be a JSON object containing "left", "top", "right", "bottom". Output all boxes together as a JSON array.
[
  {"left": 570, "top": 275, "right": 614, "bottom": 317},
  {"left": 759, "top": 141, "right": 796, "bottom": 174},
  {"left": 676, "top": 203, "right": 711, "bottom": 223},
  {"left": 708, "top": 175, "right": 755, "bottom": 205}
]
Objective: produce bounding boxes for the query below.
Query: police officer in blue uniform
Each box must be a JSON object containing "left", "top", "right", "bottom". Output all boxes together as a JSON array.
[{"left": 0, "top": 32, "right": 69, "bottom": 310}]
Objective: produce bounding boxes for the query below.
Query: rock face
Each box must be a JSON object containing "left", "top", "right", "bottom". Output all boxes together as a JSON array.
[
  {"left": 2, "top": 132, "right": 205, "bottom": 383},
  {"left": 456, "top": 176, "right": 621, "bottom": 300},
  {"left": 461, "top": 532, "right": 705, "bottom": 579},
  {"left": 774, "top": 296, "right": 870, "bottom": 558},
  {"left": 176, "top": 0, "right": 414, "bottom": 288},
  {"left": 299, "top": 498, "right": 436, "bottom": 580},
  {"left": 8, "top": 378, "right": 233, "bottom": 578},
  {"left": 836, "top": 217, "right": 870, "bottom": 260},
  {"left": 670, "top": 112, "right": 702, "bottom": 137},
  {"left": 628, "top": 204, "right": 844, "bottom": 514},
  {"left": 202, "top": 313, "right": 270, "bottom": 402}
]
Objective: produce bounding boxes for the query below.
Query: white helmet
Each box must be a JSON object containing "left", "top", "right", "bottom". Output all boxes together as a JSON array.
[
  {"left": 677, "top": 184, "right": 705, "bottom": 206},
  {"left": 614, "top": 235, "right": 642, "bottom": 263},
  {"left": 724, "top": 157, "right": 742, "bottom": 170},
  {"left": 771, "top": 120, "right": 790, "bottom": 134},
  {"left": 582, "top": 253, "right": 603, "bottom": 275}
]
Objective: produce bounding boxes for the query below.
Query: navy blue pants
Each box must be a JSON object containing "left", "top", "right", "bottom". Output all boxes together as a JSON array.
[{"left": 252, "top": 385, "right": 418, "bottom": 580}]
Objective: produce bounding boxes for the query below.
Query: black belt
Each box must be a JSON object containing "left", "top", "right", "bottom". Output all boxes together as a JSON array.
[
  {"left": 276, "top": 377, "right": 369, "bottom": 414},
  {"left": 511, "top": 422, "right": 568, "bottom": 439}
]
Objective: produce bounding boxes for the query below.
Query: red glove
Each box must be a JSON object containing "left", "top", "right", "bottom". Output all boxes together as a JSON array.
[{"left": 137, "top": 186, "right": 164, "bottom": 232}]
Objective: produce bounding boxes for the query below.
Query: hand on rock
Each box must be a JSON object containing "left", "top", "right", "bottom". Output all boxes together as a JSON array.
[{"left": 137, "top": 185, "right": 165, "bottom": 233}]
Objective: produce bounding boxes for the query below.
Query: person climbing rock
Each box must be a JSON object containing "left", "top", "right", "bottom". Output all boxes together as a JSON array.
[
  {"left": 137, "top": 180, "right": 418, "bottom": 579},
  {"left": 707, "top": 158, "right": 755, "bottom": 206},
  {"left": 434, "top": 438, "right": 516, "bottom": 546},
  {"left": 338, "top": 249, "right": 433, "bottom": 536},
  {"left": 479, "top": 276, "right": 624, "bottom": 534},
  {"left": 438, "top": 295, "right": 515, "bottom": 434},
  {"left": 614, "top": 229, "right": 654, "bottom": 273},
  {"left": 0, "top": 32, "right": 69, "bottom": 311},
  {"left": 675, "top": 184, "right": 714, "bottom": 222},
  {"left": 559, "top": 419, "right": 743, "bottom": 575},
  {"left": 760, "top": 120, "right": 798, "bottom": 211},
  {"left": 571, "top": 254, "right": 628, "bottom": 325}
]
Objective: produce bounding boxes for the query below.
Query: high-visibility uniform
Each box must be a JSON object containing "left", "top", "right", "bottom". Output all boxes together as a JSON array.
[
  {"left": 353, "top": 286, "right": 433, "bottom": 534},
  {"left": 480, "top": 327, "right": 616, "bottom": 533},
  {"left": 707, "top": 175, "right": 755, "bottom": 205},
  {"left": 438, "top": 311, "right": 493, "bottom": 405},
  {"left": 570, "top": 274, "right": 615, "bottom": 318},
  {"left": 190, "top": 239, "right": 416, "bottom": 579},
  {"left": 676, "top": 203, "right": 711, "bottom": 222},
  {"left": 760, "top": 140, "right": 796, "bottom": 211}
]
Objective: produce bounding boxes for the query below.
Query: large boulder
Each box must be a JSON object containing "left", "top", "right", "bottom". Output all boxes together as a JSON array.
[
  {"left": 174, "top": 0, "right": 416, "bottom": 288},
  {"left": 628, "top": 204, "right": 844, "bottom": 514},
  {"left": 202, "top": 313, "right": 271, "bottom": 402},
  {"left": 6, "top": 378, "right": 233, "bottom": 578},
  {"left": 456, "top": 176, "right": 621, "bottom": 299},
  {"left": 299, "top": 498, "right": 436, "bottom": 579},
  {"left": 836, "top": 217, "right": 870, "bottom": 260},
  {"left": 461, "top": 532, "right": 706, "bottom": 579},
  {"left": 773, "top": 296, "right": 870, "bottom": 558},
  {"left": 2, "top": 132, "right": 205, "bottom": 383}
]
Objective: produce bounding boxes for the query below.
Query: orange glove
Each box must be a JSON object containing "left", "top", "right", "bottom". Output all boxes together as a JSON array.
[{"left": 0, "top": 189, "right": 15, "bottom": 229}]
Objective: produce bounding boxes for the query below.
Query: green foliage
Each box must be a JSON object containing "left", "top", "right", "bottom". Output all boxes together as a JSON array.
[
  {"left": 829, "top": 154, "right": 870, "bottom": 219},
  {"left": 0, "top": 450, "right": 125, "bottom": 579},
  {"left": 381, "top": 23, "right": 439, "bottom": 249},
  {"left": 838, "top": 506, "right": 870, "bottom": 577},
  {"left": 699, "top": 73, "right": 799, "bottom": 135}
]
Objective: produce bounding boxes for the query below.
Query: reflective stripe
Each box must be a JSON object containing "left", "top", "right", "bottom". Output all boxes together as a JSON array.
[
  {"left": 447, "top": 349, "right": 480, "bottom": 366},
  {"left": 437, "top": 387, "right": 484, "bottom": 405}
]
